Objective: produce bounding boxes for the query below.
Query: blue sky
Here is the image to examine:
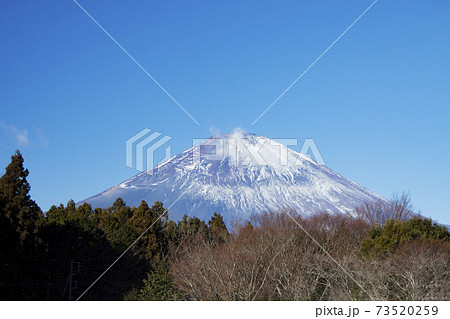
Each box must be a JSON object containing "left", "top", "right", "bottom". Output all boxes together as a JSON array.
[{"left": 0, "top": 0, "right": 449, "bottom": 223}]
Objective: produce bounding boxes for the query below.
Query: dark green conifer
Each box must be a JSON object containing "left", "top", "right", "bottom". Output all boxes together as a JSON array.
[
  {"left": 361, "top": 217, "right": 450, "bottom": 258},
  {"left": 139, "top": 259, "right": 177, "bottom": 301},
  {"left": 0, "top": 150, "right": 42, "bottom": 246},
  {"left": 129, "top": 201, "right": 168, "bottom": 261},
  {"left": 0, "top": 150, "right": 43, "bottom": 299},
  {"left": 208, "top": 212, "right": 228, "bottom": 243}
]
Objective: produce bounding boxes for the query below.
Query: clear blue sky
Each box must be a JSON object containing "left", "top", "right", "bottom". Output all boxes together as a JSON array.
[{"left": 1, "top": 0, "right": 449, "bottom": 223}]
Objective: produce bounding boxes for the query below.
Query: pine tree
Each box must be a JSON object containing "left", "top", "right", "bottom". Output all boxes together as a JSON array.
[
  {"left": 208, "top": 212, "right": 228, "bottom": 244},
  {"left": 139, "top": 259, "right": 177, "bottom": 300},
  {"left": 0, "top": 150, "right": 42, "bottom": 247},
  {"left": 129, "top": 201, "right": 168, "bottom": 261},
  {"left": 103, "top": 198, "right": 136, "bottom": 249},
  {"left": 0, "top": 150, "right": 43, "bottom": 299}
]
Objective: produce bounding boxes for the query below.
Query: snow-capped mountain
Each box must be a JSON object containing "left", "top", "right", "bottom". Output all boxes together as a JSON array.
[{"left": 80, "top": 131, "right": 384, "bottom": 223}]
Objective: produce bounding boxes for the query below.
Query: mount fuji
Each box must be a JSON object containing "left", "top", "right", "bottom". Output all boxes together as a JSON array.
[{"left": 80, "top": 131, "right": 384, "bottom": 223}]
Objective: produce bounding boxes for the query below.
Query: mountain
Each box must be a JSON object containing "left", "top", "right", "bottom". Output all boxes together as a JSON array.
[{"left": 80, "top": 131, "right": 384, "bottom": 223}]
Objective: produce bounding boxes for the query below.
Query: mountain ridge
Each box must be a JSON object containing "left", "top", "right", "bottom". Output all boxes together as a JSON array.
[{"left": 80, "top": 131, "right": 384, "bottom": 223}]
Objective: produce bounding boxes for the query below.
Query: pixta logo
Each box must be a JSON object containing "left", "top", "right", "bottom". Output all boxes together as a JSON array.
[
  {"left": 191, "top": 137, "right": 325, "bottom": 166},
  {"left": 126, "top": 129, "right": 172, "bottom": 172}
]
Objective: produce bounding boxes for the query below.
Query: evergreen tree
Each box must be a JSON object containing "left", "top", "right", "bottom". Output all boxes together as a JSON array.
[
  {"left": 103, "top": 198, "right": 136, "bottom": 249},
  {"left": 0, "top": 150, "right": 42, "bottom": 246},
  {"left": 179, "top": 215, "right": 208, "bottom": 237},
  {"left": 164, "top": 215, "right": 209, "bottom": 247},
  {"left": 361, "top": 217, "right": 450, "bottom": 258},
  {"left": 208, "top": 212, "right": 228, "bottom": 244},
  {"left": 0, "top": 150, "right": 43, "bottom": 299},
  {"left": 45, "top": 204, "right": 67, "bottom": 224},
  {"left": 208, "top": 212, "right": 227, "bottom": 232},
  {"left": 139, "top": 259, "right": 177, "bottom": 300},
  {"left": 129, "top": 201, "right": 168, "bottom": 262},
  {"left": 41, "top": 200, "right": 143, "bottom": 300},
  {"left": 107, "top": 198, "right": 132, "bottom": 224}
]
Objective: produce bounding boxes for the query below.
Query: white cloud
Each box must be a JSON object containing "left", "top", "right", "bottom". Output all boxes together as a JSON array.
[
  {"left": 10, "top": 126, "right": 29, "bottom": 146},
  {"left": 209, "top": 126, "right": 221, "bottom": 137},
  {"left": 0, "top": 121, "right": 48, "bottom": 148}
]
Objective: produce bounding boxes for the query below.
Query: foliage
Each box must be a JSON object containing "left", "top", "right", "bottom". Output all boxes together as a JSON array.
[
  {"left": 0, "top": 151, "right": 42, "bottom": 246},
  {"left": 0, "top": 150, "right": 448, "bottom": 301},
  {"left": 361, "top": 217, "right": 450, "bottom": 258},
  {"left": 129, "top": 200, "right": 168, "bottom": 262},
  {"left": 138, "top": 259, "right": 178, "bottom": 301},
  {"left": 0, "top": 151, "right": 43, "bottom": 299},
  {"left": 207, "top": 212, "right": 228, "bottom": 244}
]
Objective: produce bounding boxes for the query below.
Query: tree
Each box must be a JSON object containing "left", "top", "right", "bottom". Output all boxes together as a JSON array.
[
  {"left": 102, "top": 198, "right": 136, "bottom": 250},
  {"left": 165, "top": 214, "right": 208, "bottom": 246},
  {"left": 41, "top": 200, "right": 147, "bottom": 300},
  {"left": 208, "top": 212, "right": 228, "bottom": 244},
  {"left": 385, "top": 240, "right": 449, "bottom": 300},
  {"left": 129, "top": 201, "right": 168, "bottom": 262},
  {"left": 0, "top": 150, "right": 43, "bottom": 299},
  {"left": 139, "top": 259, "right": 177, "bottom": 300},
  {"left": 361, "top": 217, "right": 450, "bottom": 258},
  {"left": 355, "top": 192, "right": 413, "bottom": 227},
  {"left": 0, "top": 150, "right": 42, "bottom": 246}
]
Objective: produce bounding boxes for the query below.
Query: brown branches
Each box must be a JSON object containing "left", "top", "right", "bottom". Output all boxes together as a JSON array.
[{"left": 169, "top": 208, "right": 449, "bottom": 301}]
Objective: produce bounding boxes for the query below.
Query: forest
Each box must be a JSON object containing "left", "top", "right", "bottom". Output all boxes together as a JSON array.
[{"left": 0, "top": 151, "right": 449, "bottom": 300}]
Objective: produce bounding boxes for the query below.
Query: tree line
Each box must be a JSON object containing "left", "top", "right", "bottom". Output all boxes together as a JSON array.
[{"left": 0, "top": 151, "right": 448, "bottom": 300}]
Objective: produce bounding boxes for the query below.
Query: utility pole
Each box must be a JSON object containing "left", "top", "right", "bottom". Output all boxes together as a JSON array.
[
  {"left": 63, "top": 260, "right": 80, "bottom": 300},
  {"left": 68, "top": 259, "right": 73, "bottom": 300}
]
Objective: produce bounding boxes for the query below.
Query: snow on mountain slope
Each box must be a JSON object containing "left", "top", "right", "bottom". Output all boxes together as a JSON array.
[{"left": 80, "top": 131, "right": 384, "bottom": 223}]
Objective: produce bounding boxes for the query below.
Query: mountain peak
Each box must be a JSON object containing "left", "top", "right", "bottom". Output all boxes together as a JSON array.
[
  {"left": 206, "top": 130, "right": 262, "bottom": 146},
  {"left": 194, "top": 130, "right": 311, "bottom": 168},
  {"left": 81, "top": 131, "right": 384, "bottom": 223}
]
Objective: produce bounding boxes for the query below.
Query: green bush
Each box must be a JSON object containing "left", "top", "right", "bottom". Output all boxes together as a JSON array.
[{"left": 361, "top": 217, "right": 450, "bottom": 258}]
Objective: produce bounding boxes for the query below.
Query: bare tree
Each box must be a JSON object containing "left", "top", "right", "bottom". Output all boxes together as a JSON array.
[
  {"left": 387, "top": 240, "right": 450, "bottom": 300},
  {"left": 170, "top": 209, "right": 447, "bottom": 301},
  {"left": 355, "top": 192, "right": 413, "bottom": 227}
]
